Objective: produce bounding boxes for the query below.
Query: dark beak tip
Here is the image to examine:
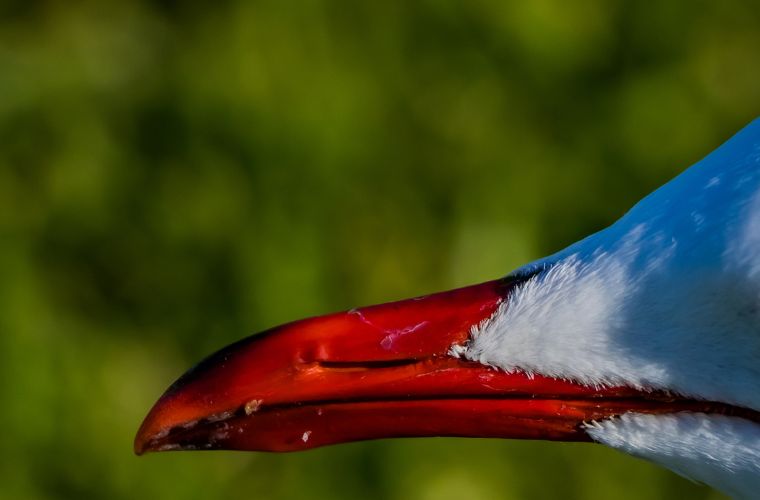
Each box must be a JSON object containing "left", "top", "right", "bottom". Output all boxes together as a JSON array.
[
  {"left": 133, "top": 426, "right": 154, "bottom": 456},
  {"left": 134, "top": 407, "right": 170, "bottom": 456}
]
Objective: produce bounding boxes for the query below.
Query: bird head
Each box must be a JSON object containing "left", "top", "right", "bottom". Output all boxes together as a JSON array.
[{"left": 135, "top": 118, "right": 760, "bottom": 499}]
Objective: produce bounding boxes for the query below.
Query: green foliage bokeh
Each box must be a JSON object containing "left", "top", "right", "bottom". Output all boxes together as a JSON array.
[{"left": 2, "top": 1, "right": 758, "bottom": 498}]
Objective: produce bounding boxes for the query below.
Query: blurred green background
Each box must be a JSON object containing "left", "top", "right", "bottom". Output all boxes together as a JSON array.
[{"left": 2, "top": 1, "right": 759, "bottom": 498}]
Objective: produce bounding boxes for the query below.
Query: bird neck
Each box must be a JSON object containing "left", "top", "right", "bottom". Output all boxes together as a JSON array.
[{"left": 588, "top": 413, "right": 760, "bottom": 499}]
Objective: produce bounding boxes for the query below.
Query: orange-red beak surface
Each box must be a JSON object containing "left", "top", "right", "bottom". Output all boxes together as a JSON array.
[{"left": 135, "top": 278, "right": 695, "bottom": 455}]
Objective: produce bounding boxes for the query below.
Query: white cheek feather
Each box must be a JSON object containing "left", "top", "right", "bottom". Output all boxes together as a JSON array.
[
  {"left": 462, "top": 227, "right": 760, "bottom": 412},
  {"left": 587, "top": 413, "right": 760, "bottom": 500}
]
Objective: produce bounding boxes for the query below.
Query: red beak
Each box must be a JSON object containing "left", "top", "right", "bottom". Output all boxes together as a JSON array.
[{"left": 134, "top": 278, "right": 682, "bottom": 455}]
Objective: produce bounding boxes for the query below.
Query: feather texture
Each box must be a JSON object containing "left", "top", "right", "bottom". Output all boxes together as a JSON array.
[
  {"left": 459, "top": 118, "right": 760, "bottom": 497},
  {"left": 587, "top": 414, "right": 760, "bottom": 500}
]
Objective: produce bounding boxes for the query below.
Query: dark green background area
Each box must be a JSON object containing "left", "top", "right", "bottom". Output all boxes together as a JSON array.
[{"left": 2, "top": 1, "right": 757, "bottom": 498}]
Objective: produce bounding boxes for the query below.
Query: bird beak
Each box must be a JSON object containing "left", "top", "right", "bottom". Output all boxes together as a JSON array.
[{"left": 134, "top": 278, "right": 649, "bottom": 455}]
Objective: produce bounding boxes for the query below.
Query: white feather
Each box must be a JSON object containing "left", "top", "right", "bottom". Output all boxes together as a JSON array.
[
  {"left": 587, "top": 414, "right": 760, "bottom": 500},
  {"left": 459, "top": 118, "right": 760, "bottom": 497}
]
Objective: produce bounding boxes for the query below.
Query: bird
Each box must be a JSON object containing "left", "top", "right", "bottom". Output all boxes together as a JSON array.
[{"left": 135, "top": 118, "right": 760, "bottom": 499}]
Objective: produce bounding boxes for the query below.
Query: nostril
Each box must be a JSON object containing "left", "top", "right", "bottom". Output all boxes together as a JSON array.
[{"left": 317, "top": 358, "right": 421, "bottom": 370}]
